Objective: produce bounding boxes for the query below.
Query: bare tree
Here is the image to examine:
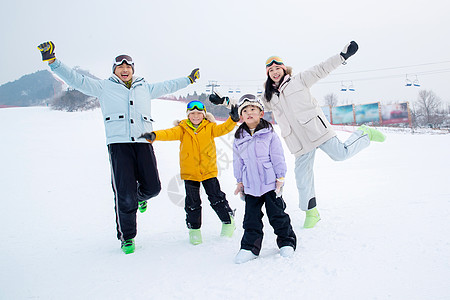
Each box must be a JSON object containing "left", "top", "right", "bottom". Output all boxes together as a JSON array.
[
  {"left": 51, "top": 89, "right": 99, "bottom": 112},
  {"left": 323, "top": 93, "right": 339, "bottom": 107},
  {"left": 415, "top": 90, "right": 442, "bottom": 125}
]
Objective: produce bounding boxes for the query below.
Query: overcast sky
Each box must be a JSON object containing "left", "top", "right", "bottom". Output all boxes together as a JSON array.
[{"left": 2, "top": 0, "right": 449, "bottom": 105}]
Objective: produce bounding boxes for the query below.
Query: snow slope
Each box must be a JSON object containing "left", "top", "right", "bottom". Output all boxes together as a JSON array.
[{"left": 1, "top": 101, "right": 449, "bottom": 300}]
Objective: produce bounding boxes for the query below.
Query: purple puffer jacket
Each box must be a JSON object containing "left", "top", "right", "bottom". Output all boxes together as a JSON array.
[{"left": 233, "top": 127, "right": 287, "bottom": 197}]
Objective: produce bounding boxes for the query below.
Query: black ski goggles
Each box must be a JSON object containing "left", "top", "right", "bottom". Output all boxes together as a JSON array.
[{"left": 114, "top": 55, "right": 134, "bottom": 66}]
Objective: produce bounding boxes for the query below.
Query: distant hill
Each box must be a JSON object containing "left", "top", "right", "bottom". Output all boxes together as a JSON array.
[
  {"left": 0, "top": 67, "right": 100, "bottom": 108},
  {"left": 0, "top": 70, "right": 63, "bottom": 107}
]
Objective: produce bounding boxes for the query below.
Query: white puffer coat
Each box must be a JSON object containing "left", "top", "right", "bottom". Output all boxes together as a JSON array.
[{"left": 262, "top": 54, "right": 344, "bottom": 157}]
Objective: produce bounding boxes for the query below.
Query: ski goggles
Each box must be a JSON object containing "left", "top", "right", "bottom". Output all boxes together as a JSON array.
[
  {"left": 265, "top": 56, "right": 284, "bottom": 67},
  {"left": 238, "top": 94, "right": 258, "bottom": 106},
  {"left": 186, "top": 100, "right": 205, "bottom": 111},
  {"left": 113, "top": 54, "right": 134, "bottom": 66}
]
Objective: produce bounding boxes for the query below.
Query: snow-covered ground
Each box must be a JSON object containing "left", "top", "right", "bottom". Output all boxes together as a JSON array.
[{"left": 1, "top": 101, "right": 449, "bottom": 299}]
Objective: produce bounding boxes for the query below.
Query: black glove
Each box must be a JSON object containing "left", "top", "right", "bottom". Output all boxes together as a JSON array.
[
  {"left": 188, "top": 68, "right": 200, "bottom": 84},
  {"left": 209, "top": 93, "right": 230, "bottom": 106},
  {"left": 139, "top": 132, "right": 156, "bottom": 142},
  {"left": 340, "top": 41, "right": 358, "bottom": 61},
  {"left": 229, "top": 104, "right": 240, "bottom": 122},
  {"left": 37, "top": 41, "right": 56, "bottom": 62}
]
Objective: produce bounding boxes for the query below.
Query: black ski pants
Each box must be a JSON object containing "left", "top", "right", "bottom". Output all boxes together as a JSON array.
[
  {"left": 241, "top": 191, "right": 297, "bottom": 256},
  {"left": 108, "top": 143, "right": 161, "bottom": 241},
  {"left": 184, "top": 177, "right": 233, "bottom": 229}
]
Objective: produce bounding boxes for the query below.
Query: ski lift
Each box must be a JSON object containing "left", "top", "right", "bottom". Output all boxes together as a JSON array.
[
  {"left": 257, "top": 88, "right": 263, "bottom": 95},
  {"left": 340, "top": 81, "right": 347, "bottom": 92},
  {"left": 413, "top": 75, "right": 420, "bottom": 87},
  {"left": 228, "top": 88, "right": 233, "bottom": 94},
  {"left": 235, "top": 88, "right": 241, "bottom": 94},
  {"left": 348, "top": 81, "right": 355, "bottom": 91},
  {"left": 206, "top": 87, "right": 211, "bottom": 93},
  {"left": 405, "top": 75, "right": 412, "bottom": 87}
]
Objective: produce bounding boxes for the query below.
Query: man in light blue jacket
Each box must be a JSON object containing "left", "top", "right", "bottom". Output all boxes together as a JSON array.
[{"left": 38, "top": 41, "right": 200, "bottom": 254}]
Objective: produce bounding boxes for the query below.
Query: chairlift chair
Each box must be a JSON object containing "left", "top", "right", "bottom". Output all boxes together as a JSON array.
[
  {"left": 348, "top": 82, "right": 355, "bottom": 91},
  {"left": 413, "top": 75, "right": 420, "bottom": 87},
  {"left": 340, "top": 81, "right": 347, "bottom": 92},
  {"left": 405, "top": 75, "right": 412, "bottom": 87}
]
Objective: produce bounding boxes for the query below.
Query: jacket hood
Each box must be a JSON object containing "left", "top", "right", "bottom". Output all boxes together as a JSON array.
[
  {"left": 286, "top": 66, "right": 293, "bottom": 76},
  {"left": 173, "top": 112, "right": 216, "bottom": 126}
]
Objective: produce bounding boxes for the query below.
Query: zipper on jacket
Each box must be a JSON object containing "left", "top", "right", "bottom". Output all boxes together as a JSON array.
[{"left": 317, "top": 116, "right": 327, "bottom": 128}]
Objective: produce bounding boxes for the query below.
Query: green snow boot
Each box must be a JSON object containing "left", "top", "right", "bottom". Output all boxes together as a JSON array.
[
  {"left": 189, "top": 229, "right": 202, "bottom": 245},
  {"left": 304, "top": 207, "right": 321, "bottom": 229},
  {"left": 138, "top": 200, "right": 147, "bottom": 213},
  {"left": 358, "top": 125, "right": 386, "bottom": 142},
  {"left": 121, "top": 239, "right": 135, "bottom": 254},
  {"left": 220, "top": 215, "right": 236, "bottom": 238}
]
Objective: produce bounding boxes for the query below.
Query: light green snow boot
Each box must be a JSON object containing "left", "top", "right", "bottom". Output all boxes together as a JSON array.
[
  {"left": 138, "top": 200, "right": 147, "bottom": 213},
  {"left": 304, "top": 207, "right": 321, "bottom": 229},
  {"left": 189, "top": 229, "right": 202, "bottom": 245},
  {"left": 358, "top": 125, "right": 386, "bottom": 142},
  {"left": 220, "top": 215, "right": 236, "bottom": 238},
  {"left": 121, "top": 239, "right": 135, "bottom": 254}
]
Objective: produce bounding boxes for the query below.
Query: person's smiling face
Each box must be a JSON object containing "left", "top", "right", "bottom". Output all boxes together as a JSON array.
[
  {"left": 188, "top": 110, "right": 205, "bottom": 125},
  {"left": 114, "top": 63, "right": 133, "bottom": 82},
  {"left": 267, "top": 64, "right": 285, "bottom": 84}
]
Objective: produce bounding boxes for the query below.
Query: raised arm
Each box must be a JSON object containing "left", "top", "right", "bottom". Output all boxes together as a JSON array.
[
  {"left": 37, "top": 41, "right": 103, "bottom": 97},
  {"left": 147, "top": 68, "right": 199, "bottom": 99},
  {"left": 297, "top": 41, "right": 358, "bottom": 88}
]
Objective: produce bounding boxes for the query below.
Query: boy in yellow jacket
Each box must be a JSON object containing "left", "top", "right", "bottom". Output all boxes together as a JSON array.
[{"left": 141, "top": 100, "right": 240, "bottom": 245}]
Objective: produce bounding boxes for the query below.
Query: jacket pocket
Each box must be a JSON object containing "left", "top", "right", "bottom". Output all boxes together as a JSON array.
[
  {"left": 281, "top": 129, "right": 303, "bottom": 154},
  {"left": 297, "top": 109, "right": 328, "bottom": 142},
  {"left": 141, "top": 114, "right": 154, "bottom": 132},
  {"left": 262, "top": 162, "right": 276, "bottom": 185},
  {"left": 255, "top": 139, "right": 270, "bottom": 158},
  {"left": 242, "top": 165, "right": 250, "bottom": 189},
  {"left": 104, "top": 113, "right": 127, "bottom": 138}
]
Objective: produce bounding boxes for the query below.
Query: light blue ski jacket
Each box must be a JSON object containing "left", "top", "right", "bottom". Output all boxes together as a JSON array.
[{"left": 50, "top": 59, "right": 190, "bottom": 145}]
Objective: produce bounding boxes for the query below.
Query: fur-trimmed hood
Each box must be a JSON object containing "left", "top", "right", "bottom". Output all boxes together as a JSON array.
[
  {"left": 285, "top": 66, "right": 293, "bottom": 76},
  {"left": 173, "top": 112, "right": 216, "bottom": 126}
]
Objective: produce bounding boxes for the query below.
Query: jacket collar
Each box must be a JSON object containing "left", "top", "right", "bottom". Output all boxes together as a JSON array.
[
  {"left": 273, "top": 74, "right": 291, "bottom": 92},
  {"left": 179, "top": 118, "right": 209, "bottom": 135},
  {"left": 235, "top": 127, "right": 271, "bottom": 146},
  {"left": 109, "top": 74, "right": 144, "bottom": 88}
]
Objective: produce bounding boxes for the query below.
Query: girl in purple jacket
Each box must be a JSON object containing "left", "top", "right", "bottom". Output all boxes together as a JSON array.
[{"left": 232, "top": 94, "right": 297, "bottom": 264}]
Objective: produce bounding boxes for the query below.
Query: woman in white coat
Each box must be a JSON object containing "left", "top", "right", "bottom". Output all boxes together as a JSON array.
[{"left": 262, "top": 41, "right": 385, "bottom": 228}]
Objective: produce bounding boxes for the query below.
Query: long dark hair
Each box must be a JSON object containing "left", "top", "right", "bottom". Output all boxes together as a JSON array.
[
  {"left": 264, "top": 73, "right": 287, "bottom": 102},
  {"left": 235, "top": 118, "right": 273, "bottom": 139}
]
